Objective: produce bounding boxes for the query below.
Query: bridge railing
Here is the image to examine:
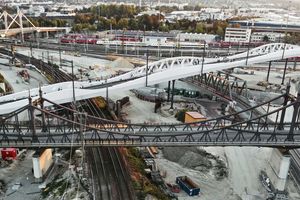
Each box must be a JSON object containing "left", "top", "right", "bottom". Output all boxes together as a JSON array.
[{"left": 40, "top": 91, "right": 288, "bottom": 129}]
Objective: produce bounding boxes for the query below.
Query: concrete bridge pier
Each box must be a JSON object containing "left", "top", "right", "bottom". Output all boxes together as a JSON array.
[
  {"left": 293, "top": 61, "right": 297, "bottom": 71},
  {"left": 267, "top": 149, "right": 291, "bottom": 192},
  {"left": 170, "top": 80, "right": 175, "bottom": 109},
  {"left": 266, "top": 61, "right": 272, "bottom": 82},
  {"left": 167, "top": 81, "right": 171, "bottom": 102}
]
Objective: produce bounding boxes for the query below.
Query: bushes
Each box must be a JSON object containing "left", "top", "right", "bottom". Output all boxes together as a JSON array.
[
  {"left": 175, "top": 109, "right": 187, "bottom": 122},
  {"left": 126, "top": 147, "right": 170, "bottom": 200},
  {"left": 41, "top": 177, "right": 68, "bottom": 198}
]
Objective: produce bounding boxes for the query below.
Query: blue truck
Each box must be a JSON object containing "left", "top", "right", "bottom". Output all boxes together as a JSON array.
[{"left": 176, "top": 176, "right": 200, "bottom": 196}]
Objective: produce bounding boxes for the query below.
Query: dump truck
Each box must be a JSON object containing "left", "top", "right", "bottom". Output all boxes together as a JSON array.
[{"left": 176, "top": 176, "right": 200, "bottom": 196}]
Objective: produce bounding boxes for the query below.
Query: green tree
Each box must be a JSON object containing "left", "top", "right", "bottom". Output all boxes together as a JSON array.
[
  {"left": 128, "top": 18, "right": 138, "bottom": 30},
  {"left": 159, "top": 24, "right": 169, "bottom": 32},
  {"left": 195, "top": 22, "right": 205, "bottom": 33},
  {"left": 117, "top": 18, "right": 129, "bottom": 29},
  {"left": 216, "top": 26, "right": 224, "bottom": 36},
  {"left": 262, "top": 35, "right": 269, "bottom": 42}
]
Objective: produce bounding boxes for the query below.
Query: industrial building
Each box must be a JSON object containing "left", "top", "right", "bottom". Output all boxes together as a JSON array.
[{"left": 251, "top": 32, "right": 286, "bottom": 42}]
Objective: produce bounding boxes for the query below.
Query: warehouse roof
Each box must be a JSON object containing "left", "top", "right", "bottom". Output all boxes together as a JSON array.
[{"left": 186, "top": 111, "right": 205, "bottom": 119}]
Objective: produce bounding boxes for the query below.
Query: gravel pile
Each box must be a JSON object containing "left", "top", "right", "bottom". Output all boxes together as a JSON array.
[
  {"left": 0, "top": 160, "right": 12, "bottom": 168},
  {"left": 162, "top": 147, "right": 228, "bottom": 180},
  {"left": 0, "top": 180, "right": 6, "bottom": 196}
]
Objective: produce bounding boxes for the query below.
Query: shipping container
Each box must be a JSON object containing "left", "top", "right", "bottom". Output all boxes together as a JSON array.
[
  {"left": 176, "top": 176, "right": 200, "bottom": 196},
  {"left": 1, "top": 148, "right": 18, "bottom": 160}
]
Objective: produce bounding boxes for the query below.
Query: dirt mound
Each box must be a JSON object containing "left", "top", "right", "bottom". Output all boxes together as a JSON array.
[
  {"left": 178, "top": 151, "right": 212, "bottom": 172},
  {"left": 107, "top": 57, "right": 134, "bottom": 70},
  {"left": 162, "top": 147, "right": 228, "bottom": 180}
]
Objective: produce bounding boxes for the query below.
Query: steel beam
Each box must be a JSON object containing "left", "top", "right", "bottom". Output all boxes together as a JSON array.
[{"left": 279, "top": 83, "right": 291, "bottom": 130}]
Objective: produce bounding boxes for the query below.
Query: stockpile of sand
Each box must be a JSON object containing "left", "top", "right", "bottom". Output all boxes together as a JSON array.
[{"left": 106, "top": 57, "right": 134, "bottom": 72}]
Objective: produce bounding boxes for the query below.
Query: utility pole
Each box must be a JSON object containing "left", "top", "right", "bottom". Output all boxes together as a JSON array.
[
  {"left": 245, "top": 34, "right": 252, "bottom": 66},
  {"left": 282, "top": 1, "right": 291, "bottom": 60},
  {"left": 59, "top": 47, "right": 62, "bottom": 67},
  {"left": 71, "top": 60, "right": 75, "bottom": 105},
  {"left": 201, "top": 40, "right": 206, "bottom": 75},
  {"left": 30, "top": 41, "right": 33, "bottom": 57},
  {"left": 145, "top": 47, "right": 149, "bottom": 87}
]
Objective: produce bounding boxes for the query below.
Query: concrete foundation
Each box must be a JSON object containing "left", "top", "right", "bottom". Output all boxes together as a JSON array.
[
  {"left": 267, "top": 149, "right": 291, "bottom": 191},
  {"left": 32, "top": 149, "right": 53, "bottom": 182}
]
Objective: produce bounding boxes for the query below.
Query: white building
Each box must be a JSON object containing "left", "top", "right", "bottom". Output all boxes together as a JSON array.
[
  {"left": 26, "top": 5, "right": 45, "bottom": 17},
  {"left": 143, "top": 35, "right": 169, "bottom": 46},
  {"left": 177, "top": 33, "right": 216, "bottom": 43},
  {"left": 251, "top": 32, "right": 285, "bottom": 42},
  {"left": 224, "top": 28, "right": 252, "bottom": 43}
]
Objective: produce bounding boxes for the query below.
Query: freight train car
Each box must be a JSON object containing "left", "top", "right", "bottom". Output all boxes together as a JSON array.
[{"left": 176, "top": 176, "right": 200, "bottom": 196}]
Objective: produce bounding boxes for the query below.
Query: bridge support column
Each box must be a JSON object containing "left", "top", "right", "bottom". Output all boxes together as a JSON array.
[
  {"left": 287, "top": 89, "right": 300, "bottom": 141},
  {"left": 28, "top": 95, "right": 38, "bottom": 143},
  {"left": 167, "top": 81, "right": 171, "bottom": 102},
  {"left": 18, "top": 11, "right": 24, "bottom": 43},
  {"left": 39, "top": 88, "right": 47, "bottom": 132},
  {"left": 281, "top": 58, "right": 288, "bottom": 85},
  {"left": 278, "top": 83, "right": 290, "bottom": 130},
  {"left": 4, "top": 11, "right": 8, "bottom": 30},
  {"left": 266, "top": 61, "right": 272, "bottom": 82},
  {"left": 170, "top": 80, "right": 175, "bottom": 109},
  {"left": 116, "top": 101, "right": 121, "bottom": 118},
  {"left": 293, "top": 61, "right": 297, "bottom": 71},
  {"left": 267, "top": 149, "right": 291, "bottom": 192}
]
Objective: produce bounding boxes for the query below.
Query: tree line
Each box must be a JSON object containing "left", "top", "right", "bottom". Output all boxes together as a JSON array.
[
  {"left": 26, "top": 4, "right": 244, "bottom": 37},
  {"left": 71, "top": 4, "right": 231, "bottom": 36}
]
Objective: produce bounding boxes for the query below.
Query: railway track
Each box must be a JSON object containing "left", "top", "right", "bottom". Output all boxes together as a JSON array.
[
  {"left": 0, "top": 48, "right": 73, "bottom": 83},
  {"left": 82, "top": 100, "right": 135, "bottom": 200},
  {"left": 15, "top": 52, "right": 73, "bottom": 83},
  {"left": 0, "top": 48, "right": 135, "bottom": 200},
  {"left": 88, "top": 147, "right": 111, "bottom": 200},
  {"left": 100, "top": 147, "right": 134, "bottom": 200}
]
